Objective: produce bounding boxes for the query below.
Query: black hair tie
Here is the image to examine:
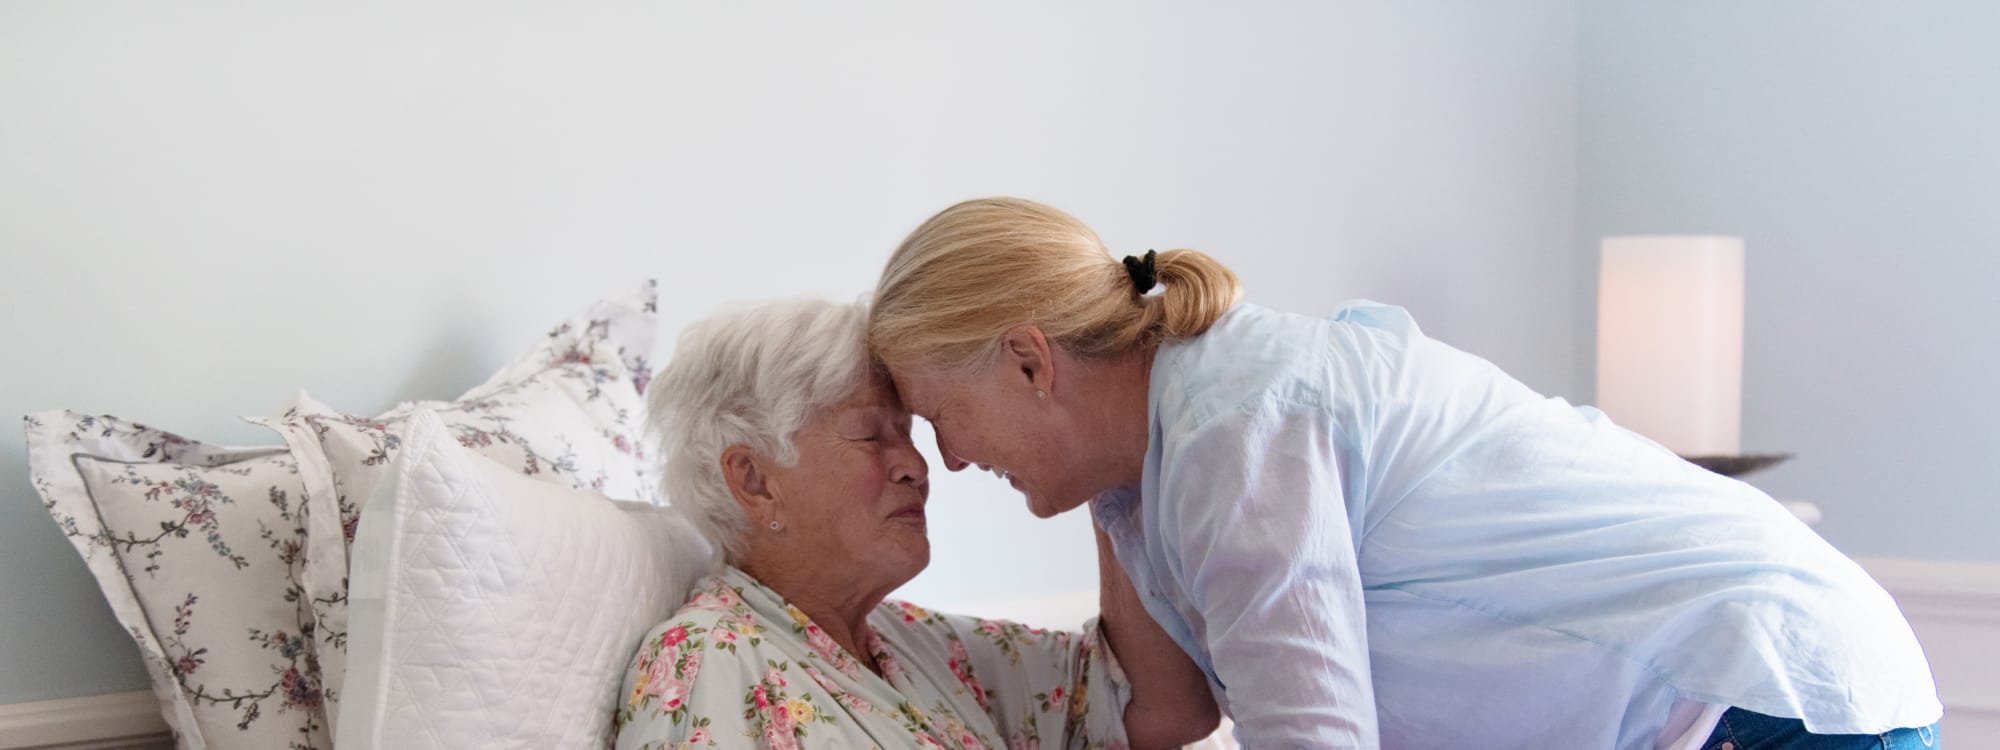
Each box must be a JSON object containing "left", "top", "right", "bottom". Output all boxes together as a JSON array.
[{"left": 1123, "top": 249, "right": 1159, "bottom": 295}]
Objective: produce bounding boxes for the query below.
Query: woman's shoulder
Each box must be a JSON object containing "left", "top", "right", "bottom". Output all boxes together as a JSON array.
[
  {"left": 1156, "top": 303, "right": 1348, "bottom": 429},
  {"left": 869, "top": 599, "right": 1082, "bottom": 658},
  {"left": 615, "top": 576, "right": 778, "bottom": 745},
  {"left": 631, "top": 574, "right": 774, "bottom": 657}
]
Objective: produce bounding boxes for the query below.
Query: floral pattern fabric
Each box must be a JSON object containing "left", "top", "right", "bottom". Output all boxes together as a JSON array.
[
  {"left": 613, "top": 567, "right": 1133, "bottom": 750},
  {"left": 256, "top": 280, "right": 661, "bottom": 726},
  {"left": 25, "top": 412, "right": 329, "bottom": 750}
]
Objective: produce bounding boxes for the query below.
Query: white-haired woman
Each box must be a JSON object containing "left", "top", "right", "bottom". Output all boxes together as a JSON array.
[
  {"left": 613, "top": 298, "right": 1217, "bottom": 750},
  {"left": 867, "top": 197, "right": 1942, "bottom": 749}
]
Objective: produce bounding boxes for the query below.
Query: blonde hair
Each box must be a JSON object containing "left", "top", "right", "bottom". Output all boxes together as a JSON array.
[{"left": 869, "top": 197, "right": 1243, "bottom": 374}]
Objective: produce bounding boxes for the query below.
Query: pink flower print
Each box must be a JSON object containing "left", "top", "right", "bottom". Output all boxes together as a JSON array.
[
  {"left": 803, "top": 625, "right": 850, "bottom": 673},
  {"left": 688, "top": 727, "right": 711, "bottom": 744},
  {"left": 1009, "top": 736, "right": 1041, "bottom": 750},
  {"left": 915, "top": 735, "right": 947, "bottom": 750},
  {"left": 867, "top": 631, "right": 908, "bottom": 684},
  {"left": 655, "top": 679, "right": 689, "bottom": 711},
  {"left": 279, "top": 667, "right": 323, "bottom": 709},
  {"left": 661, "top": 625, "right": 689, "bottom": 648},
  {"left": 681, "top": 649, "right": 704, "bottom": 680},
  {"left": 752, "top": 684, "right": 771, "bottom": 710},
  {"left": 763, "top": 720, "right": 801, "bottom": 750},
  {"left": 647, "top": 648, "right": 675, "bottom": 687},
  {"left": 764, "top": 666, "right": 788, "bottom": 688},
  {"left": 803, "top": 664, "right": 837, "bottom": 692},
  {"left": 687, "top": 580, "right": 744, "bottom": 613},
  {"left": 950, "top": 639, "right": 971, "bottom": 664},
  {"left": 717, "top": 628, "right": 738, "bottom": 644},
  {"left": 175, "top": 656, "right": 199, "bottom": 676},
  {"left": 761, "top": 700, "right": 801, "bottom": 750},
  {"left": 961, "top": 732, "right": 987, "bottom": 750},
  {"left": 687, "top": 590, "right": 728, "bottom": 612}
]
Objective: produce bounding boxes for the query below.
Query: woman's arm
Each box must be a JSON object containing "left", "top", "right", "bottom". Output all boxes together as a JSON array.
[
  {"left": 1165, "top": 403, "right": 1377, "bottom": 747},
  {"left": 1096, "top": 525, "right": 1221, "bottom": 748}
]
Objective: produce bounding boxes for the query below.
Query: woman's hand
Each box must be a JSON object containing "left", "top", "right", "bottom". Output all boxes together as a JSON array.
[{"left": 1097, "top": 525, "right": 1221, "bottom": 748}]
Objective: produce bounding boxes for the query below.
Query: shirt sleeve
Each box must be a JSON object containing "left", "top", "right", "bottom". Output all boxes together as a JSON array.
[
  {"left": 1161, "top": 401, "right": 1378, "bottom": 748},
  {"left": 906, "top": 604, "right": 1134, "bottom": 750}
]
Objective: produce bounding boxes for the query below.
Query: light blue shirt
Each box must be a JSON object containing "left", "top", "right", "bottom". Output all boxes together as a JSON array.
[{"left": 1091, "top": 302, "right": 1940, "bottom": 749}]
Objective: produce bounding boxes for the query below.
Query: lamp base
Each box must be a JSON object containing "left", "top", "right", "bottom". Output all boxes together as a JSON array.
[{"left": 1681, "top": 453, "right": 1793, "bottom": 478}]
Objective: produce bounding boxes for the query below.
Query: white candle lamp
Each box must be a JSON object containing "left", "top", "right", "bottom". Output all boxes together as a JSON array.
[{"left": 1596, "top": 235, "right": 1789, "bottom": 477}]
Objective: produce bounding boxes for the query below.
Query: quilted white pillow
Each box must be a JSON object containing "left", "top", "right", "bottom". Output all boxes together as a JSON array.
[
  {"left": 24, "top": 413, "right": 329, "bottom": 750},
  {"left": 337, "top": 408, "right": 717, "bottom": 749},
  {"left": 257, "top": 281, "right": 661, "bottom": 726}
]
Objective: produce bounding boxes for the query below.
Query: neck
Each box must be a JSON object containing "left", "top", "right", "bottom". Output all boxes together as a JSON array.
[
  {"left": 1065, "top": 344, "right": 1157, "bottom": 489},
  {"left": 738, "top": 556, "right": 890, "bottom": 675}
]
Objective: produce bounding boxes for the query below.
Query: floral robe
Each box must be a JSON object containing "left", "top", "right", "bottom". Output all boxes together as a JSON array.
[{"left": 613, "top": 567, "right": 1132, "bottom": 750}]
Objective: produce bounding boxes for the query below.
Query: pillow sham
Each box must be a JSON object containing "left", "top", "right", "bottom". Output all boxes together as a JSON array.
[
  {"left": 256, "top": 280, "right": 661, "bottom": 728},
  {"left": 336, "top": 408, "right": 715, "bottom": 749},
  {"left": 25, "top": 412, "right": 330, "bottom": 750}
]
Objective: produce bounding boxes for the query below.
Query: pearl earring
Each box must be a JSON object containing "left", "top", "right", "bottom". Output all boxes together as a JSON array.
[
  {"left": 768, "top": 520, "right": 782, "bottom": 531},
  {"left": 1036, "top": 389, "right": 1047, "bottom": 400}
]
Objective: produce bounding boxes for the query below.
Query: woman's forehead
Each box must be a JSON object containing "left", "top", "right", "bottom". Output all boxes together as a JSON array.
[
  {"left": 833, "top": 373, "right": 908, "bottom": 415},
  {"left": 886, "top": 368, "right": 960, "bottom": 413}
]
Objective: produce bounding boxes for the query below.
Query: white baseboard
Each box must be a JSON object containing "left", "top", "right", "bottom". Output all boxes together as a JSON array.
[
  {"left": 4, "top": 557, "right": 1993, "bottom": 748},
  {"left": 0, "top": 690, "right": 170, "bottom": 749},
  {"left": 1858, "top": 556, "right": 2000, "bottom": 740}
]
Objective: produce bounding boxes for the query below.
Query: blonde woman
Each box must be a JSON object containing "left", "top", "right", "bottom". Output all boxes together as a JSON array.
[{"left": 867, "top": 197, "right": 1942, "bottom": 749}]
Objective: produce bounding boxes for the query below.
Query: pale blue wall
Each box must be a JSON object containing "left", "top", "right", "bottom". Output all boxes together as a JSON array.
[
  {"left": 0, "top": 1, "right": 1579, "bottom": 704},
  {"left": 1579, "top": 1, "right": 2000, "bottom": 562}
]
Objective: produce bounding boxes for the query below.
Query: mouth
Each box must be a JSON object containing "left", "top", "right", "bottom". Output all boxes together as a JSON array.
[
  {"left": 977, "top": 463, "right": 1012, "bottom": 482},
  {"left": 889, "top": 504, "right": 927, "bottom": 523}
]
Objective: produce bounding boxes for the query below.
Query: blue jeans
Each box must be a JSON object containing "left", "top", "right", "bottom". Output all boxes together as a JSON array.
[{"left": 1702, "top": 707, "right": 1941, "bottom": 749}]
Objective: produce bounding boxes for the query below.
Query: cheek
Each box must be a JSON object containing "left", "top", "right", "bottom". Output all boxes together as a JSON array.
[{"left": 836, "top": 458, "right": 894, "bottom": 504}]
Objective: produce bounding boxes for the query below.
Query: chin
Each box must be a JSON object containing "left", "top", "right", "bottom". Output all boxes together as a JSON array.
[
  {"left": 891, "top": 537, "right": 931, "bottom": 576},
  {"left": 1025, "top": 492, "right": 1082, "bottom": 519}
]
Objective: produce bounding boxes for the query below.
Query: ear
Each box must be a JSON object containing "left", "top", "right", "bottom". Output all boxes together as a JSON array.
[
  {"left": 720, "top": 445, "right": 777, "bottom": 522},
  {"left": 999, "top": 324, "right": 1056, "bottom": 394}
]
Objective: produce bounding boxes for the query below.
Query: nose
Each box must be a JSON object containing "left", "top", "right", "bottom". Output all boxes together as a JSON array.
[
  {"left": 891, "top": 437, "right": 931, "bottom": 497},
  {"left": 934, "top": 431, "right": 968, "bottom": 472}
]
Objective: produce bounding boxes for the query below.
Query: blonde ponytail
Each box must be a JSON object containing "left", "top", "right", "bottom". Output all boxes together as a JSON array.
[{"left": 869, "top": 197, "right": 1243, "bottom": 375}]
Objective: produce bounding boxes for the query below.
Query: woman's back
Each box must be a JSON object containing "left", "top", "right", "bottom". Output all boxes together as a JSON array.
[{"left": 1095, "top": 301, "right": 1939, "bottom": 748}]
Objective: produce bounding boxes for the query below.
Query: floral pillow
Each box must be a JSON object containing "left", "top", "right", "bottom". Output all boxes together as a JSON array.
[
  {"left": 24, "top": 413, "right": 330, "bottom": 750},
  {"left": 256, "top": 280, "right": 662, "bottom": 730}
]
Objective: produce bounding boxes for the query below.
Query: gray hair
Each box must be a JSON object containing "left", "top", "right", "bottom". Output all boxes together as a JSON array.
[{"left": 646, "top": 298, "right": 873, "bottom": 563}]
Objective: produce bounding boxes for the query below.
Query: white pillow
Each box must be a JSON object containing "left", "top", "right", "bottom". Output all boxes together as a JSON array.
[
  {"left": 257, "top": 280, "right": 661, "bottom": 726},
  {"left": 24, "top": 412, "right": 328, "bottom": 750},
  {"left": 337, "top": 408, "right": 717, "bottom": 749}
]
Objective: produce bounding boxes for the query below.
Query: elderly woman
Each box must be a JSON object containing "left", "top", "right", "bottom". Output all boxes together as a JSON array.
[{"left": 613, "top": 298, "right": 1216, "bottom": 750}]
